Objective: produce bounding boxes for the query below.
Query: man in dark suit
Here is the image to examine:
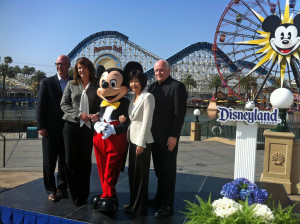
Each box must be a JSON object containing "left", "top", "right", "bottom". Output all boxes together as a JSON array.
[
  {"left": 37, "top": 55, "right": 71, "bottom": 202},
  {"left": 148, "top": 60, "right": 187, "bottom": 218}
]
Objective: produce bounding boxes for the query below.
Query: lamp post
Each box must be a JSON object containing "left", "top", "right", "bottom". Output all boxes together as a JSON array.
[
  {"left": 193, "top": 109, "right": 201, "bottom": 122},
  {"left": 270, "top": 88, "right": 294, "bottom": 132}
]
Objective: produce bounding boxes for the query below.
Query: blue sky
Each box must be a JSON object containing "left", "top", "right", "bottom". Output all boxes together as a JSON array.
[{"left": 0, "top": 0, "right": 229, "bottom": 76}]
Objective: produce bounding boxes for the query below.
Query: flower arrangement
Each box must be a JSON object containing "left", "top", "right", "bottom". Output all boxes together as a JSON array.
[
  {"left": 220, "top": 178, "right": 269, "bottom": 205},
  {"left": 183, "top": 178, "right": 299, "bottom": 224}
]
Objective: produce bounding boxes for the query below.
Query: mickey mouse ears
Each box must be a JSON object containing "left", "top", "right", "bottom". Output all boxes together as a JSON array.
[{"left": 124, "top": 61, "right": 143, "bottom": 76}]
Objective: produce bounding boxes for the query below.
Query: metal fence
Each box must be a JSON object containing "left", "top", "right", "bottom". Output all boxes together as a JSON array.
[
  {"left": 0, "top": 116, "right": 38, "bottom": 139},
  {"left": 197, "top": 119, "right": 300, "bottom": 143}
]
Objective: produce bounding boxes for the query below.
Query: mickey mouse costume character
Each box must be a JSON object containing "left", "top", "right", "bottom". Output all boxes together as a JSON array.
[{"left": 91, "top": 62, "right": 140, "bottom": 212}]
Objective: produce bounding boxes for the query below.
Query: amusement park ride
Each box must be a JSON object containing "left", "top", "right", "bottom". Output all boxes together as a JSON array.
[
  {"left": 213, "top": 0, "right": 300, "bottom": 110},
  {"left": 3, "top": 0, "right": 300, "bottom": 111}
]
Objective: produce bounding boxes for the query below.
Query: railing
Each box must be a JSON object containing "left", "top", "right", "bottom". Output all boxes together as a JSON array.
[
  {"left": 197, "top": 119, "right": 300, "bottom": 143},
  {"left": 0, "top": 133, "right": 6, "bottom": 167},
  {"left": 0, "top": 116, "right": 38, "bottom": 139}
]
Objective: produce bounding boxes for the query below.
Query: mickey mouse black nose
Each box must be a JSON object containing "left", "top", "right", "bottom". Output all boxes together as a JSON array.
[
  {"left": 282, "top": 40, "right": 289, "bottom": 44},
  {"left": 102, "top": 81, "right": 109, "bottom": 89}
]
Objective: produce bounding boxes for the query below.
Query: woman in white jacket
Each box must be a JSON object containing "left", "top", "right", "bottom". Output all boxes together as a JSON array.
[{"left": 123, "top": 70, "right": 155, "bottom": 215}]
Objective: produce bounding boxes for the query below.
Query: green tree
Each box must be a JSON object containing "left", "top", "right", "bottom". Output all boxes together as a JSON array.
[
  {"left": 21, "top": 65, "right": 36, "bottom": 76},
  {"left": 240, "top": 75, "right": 258, "bottom": 100},
  {"left": 182, "top": 74, "right": 197, "bottom": 93},
  {"left": 0, "top": 56, "right": 15, "bottom": 98},
  {"left": 31, "top": 70, "right": 47, "bottom": 96},
  {"left": 208, "top": 75, "right": 222, "bottom": 97},
  {"left": 68, "top": 68, "right": 74, "bottom": 79}
]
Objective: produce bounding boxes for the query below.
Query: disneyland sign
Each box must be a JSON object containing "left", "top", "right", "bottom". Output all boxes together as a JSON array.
[
  {"left": 94, "top": 45, "right": 122, "bottom": 54},
  {"left": 217, "top": 107, "right": 281, "bottom": 125}
]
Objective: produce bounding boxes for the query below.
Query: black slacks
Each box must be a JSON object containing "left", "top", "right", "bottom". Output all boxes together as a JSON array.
[
  {"left": 63, "top": 121, "right": 94, "bottom": 203},
  {"left": 151, "top": 142, "right": 178, "bottom": 208},
  {"left": 128, "top": 142, "right": 151, "bottom": 214},
  {"left": 42, "top": 134, "right": 67, "bottom": 195}
]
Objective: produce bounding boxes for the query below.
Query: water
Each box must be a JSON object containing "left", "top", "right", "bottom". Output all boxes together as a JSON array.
[
  {"left": 1, "top": 103, "right": 37, "bottom": 119},
  {"left": 0, "top": 104, "right": 216, "bottom": 120},
  {"left": 1, "top": 104, "right": 298, "bottom": 136}
]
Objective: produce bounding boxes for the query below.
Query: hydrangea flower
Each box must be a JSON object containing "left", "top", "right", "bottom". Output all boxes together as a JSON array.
[
  {"left": 253, "top": 188, "right": 269, "bottom": 204},
  {"left": 220, "top": 178, "right": 268, "bottom": 205},
  {"left": 212, "top": 197, "right": 242, "bottom": 218},
  {"left": 220, "top": 182, "right": 238, "bottom": 199}
]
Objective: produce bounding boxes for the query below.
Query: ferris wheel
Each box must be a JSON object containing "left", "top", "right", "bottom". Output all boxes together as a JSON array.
[{"left": 213, "top": 0, "right": 300, "bottom": 108}]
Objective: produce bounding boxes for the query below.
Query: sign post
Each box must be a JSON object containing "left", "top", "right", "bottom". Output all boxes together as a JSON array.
[{"left": 218, "top": 107, "right": 279, "bottom": 182}]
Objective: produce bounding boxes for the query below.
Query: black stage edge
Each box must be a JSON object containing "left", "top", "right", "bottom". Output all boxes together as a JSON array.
[{"left": 0, "top": 164, "right": 295, "bottom": 224}]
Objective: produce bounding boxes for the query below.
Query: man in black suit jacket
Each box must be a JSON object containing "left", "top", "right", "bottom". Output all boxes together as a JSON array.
[
  {"left": 37, "top": 55, "right": 71, "bottom": 202},
  {"left": 148, "top": 60, "right": 187, "bottom": 218}
]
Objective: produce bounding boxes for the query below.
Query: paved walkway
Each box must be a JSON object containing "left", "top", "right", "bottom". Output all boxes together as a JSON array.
[{"left": 0, "top": 137, "right": 299, "bottom": 206}]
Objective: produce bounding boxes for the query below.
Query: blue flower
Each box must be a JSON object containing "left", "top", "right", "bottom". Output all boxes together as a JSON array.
[
  {"left": 253, "top": 189, "right": 269, "bottom": 204},
  {"left": 221, "top": 182, "right": 239, "bottom": 199},
  {"left": 239, "top": 189, "right": 251, "bottom": 200},
  {"left": 247, "top": 182, "right": 257, "bottom": 193},
  {"left": 233, "top": 178, "right": 250, "bottom": 187}
]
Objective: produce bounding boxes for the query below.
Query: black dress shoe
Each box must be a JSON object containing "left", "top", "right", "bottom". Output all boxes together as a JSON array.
[
  {"left": 57, "top": 189, "right": 68, "bottom": 199},
  {"left": 154, "top": 206, "right": 173, "bottom": 218}
]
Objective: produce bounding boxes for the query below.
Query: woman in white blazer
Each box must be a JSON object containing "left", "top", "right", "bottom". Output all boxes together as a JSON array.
[{"left": 123, "top": 70, "right": 155, "bottom": 215}]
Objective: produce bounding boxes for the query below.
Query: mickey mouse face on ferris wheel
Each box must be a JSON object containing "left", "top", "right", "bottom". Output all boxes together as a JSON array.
[{"left": 262, "top": 14, "right": 300, "bottom": 56}]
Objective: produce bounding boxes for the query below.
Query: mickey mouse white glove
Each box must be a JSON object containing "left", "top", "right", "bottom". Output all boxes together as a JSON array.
[
  {"left": 94, "top": 121, "right": 106, "bottom": 134},
  {"left": 102, "top": 124, "right": 116, "bottom": 140}
]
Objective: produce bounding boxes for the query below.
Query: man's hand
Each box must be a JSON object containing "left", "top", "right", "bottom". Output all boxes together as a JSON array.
[
  {"left": 119, "top": 115, "right": 127, "bottom": 124},
  {"left": 38, "top": 129, "right": 48, "bottom": 137},
  {"left": 136, "top": 146, "right": 144, "bottom": 155},
  {"left": 167, "top": 137, "right": 177, "bottom": 151}
]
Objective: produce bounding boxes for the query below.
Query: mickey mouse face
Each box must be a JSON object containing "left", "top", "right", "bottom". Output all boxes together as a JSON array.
[
  {"left": 97, "top": 69, "right": 128, "bottom": 103},
  {"left": 270, "top": 24, "right": 300, "bottom": 55}
]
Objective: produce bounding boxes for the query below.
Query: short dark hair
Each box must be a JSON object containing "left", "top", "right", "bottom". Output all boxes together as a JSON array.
[
  {"left": 129, "top": 70, "right": 147, "bottom": 91},
  {"left": 73, "top": 57, "right": 97, "bottom": 85}
]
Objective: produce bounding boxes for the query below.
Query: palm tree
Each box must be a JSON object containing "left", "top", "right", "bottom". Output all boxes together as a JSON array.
[
  {"left": 240, "top": 75, "right": 258, "bottom": 100},
  {"left": 13, "top": 65, "right": 21, "bottom": 75},
  {"left": 31, "top": 70, "right": 47, "bottom": 96},
  {"left": 21, "top": 65, "right": 36, "bottom": 76},
  {"left": 208, "top": 75, "right": 222, "bottom": 97},
  {"left": 182, "top": 74, "right": 197, "bottom": 94},
  {"left": 4, "top": 56, "right": 12, "bottom": 64},
  {"left": 0, "top": 56, "right": 15, "bottom": 98}
]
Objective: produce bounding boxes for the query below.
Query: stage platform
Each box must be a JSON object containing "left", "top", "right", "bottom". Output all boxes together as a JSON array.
[{"left": 0, "top": 163, "right": 295, "bottom": 224}]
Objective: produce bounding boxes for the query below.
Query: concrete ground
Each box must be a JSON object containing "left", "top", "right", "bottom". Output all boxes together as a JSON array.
[{"left": 0, "top": 136, "right": 299, "bottom": 210}]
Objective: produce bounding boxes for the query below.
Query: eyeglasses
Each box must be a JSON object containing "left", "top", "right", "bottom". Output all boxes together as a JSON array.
[{"left": 55, "top": 63, "right": 69, "bottom": 66}]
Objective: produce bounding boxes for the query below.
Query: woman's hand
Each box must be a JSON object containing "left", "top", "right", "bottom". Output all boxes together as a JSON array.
[
  {"left": 136, "top": 146, "right": 144, "bottom": 155},
  {"left": 89, "top": 114, "right": 99, "bottom": 122},
  {"left": 119, "top": 115, "right": 127, "bottom": 124},
  {"left": 80, "top": 112, "right": 90, "bottom": 122}
]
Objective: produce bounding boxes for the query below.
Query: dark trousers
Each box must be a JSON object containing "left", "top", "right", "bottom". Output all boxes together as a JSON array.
[
  {"left": 128, "top": 142, "right": 151, "bottom": 214},
  {"left": 42, "top": 134, "right": 67, "bottom": 195},
  {"left": 151, "top": 142, "right": 178, "bottom": 208},
  {"left": 63, "top": 121, "right": 94, "bottom": 203}
]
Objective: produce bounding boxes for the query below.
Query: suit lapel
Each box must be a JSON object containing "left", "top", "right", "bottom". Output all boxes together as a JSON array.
[
  {"left": 53, "top": 75, "right": 63, "bottom": 96},
  {"left": 130, "top": 91, "right": 146, "bottom": 118}
]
